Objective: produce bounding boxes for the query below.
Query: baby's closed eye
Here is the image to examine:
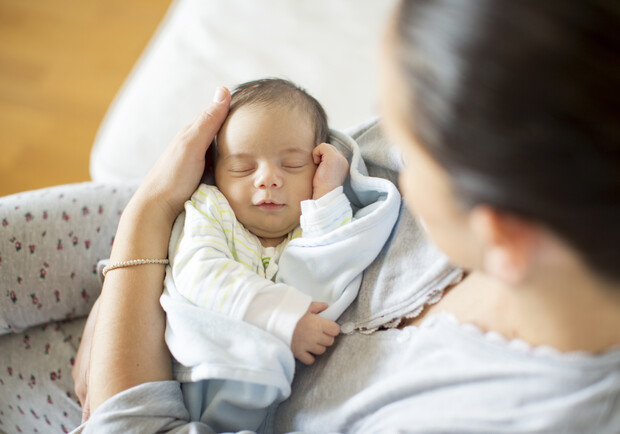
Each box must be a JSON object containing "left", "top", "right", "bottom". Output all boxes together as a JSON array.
[
  {"left": 228, "top": 164, "right": 255, "bottom": 174},
  {"left": 281, "top": 159, "right": 311, "bottom": 169}
]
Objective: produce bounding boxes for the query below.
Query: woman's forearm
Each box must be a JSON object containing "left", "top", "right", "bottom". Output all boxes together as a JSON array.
[
  {"left": 87, "top": 197, "right": 175, "bottom": 412},
  {"left": 84, "top": 87, "right": 231, "bottom": 415}
]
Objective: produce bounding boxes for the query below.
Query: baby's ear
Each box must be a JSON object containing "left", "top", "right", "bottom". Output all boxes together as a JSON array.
[{"left": 201, "top": 140, "right": 217, "bottom": 185}]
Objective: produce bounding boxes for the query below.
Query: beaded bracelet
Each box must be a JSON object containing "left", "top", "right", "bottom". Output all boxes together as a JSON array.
[{"left": 102, "top": 259, "right": 169, "bottom": 277}]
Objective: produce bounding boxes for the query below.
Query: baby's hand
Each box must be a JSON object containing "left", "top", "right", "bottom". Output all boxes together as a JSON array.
[
  {"left": 291, "top": 302, "right": 340, "bottom": 365},
  {"left": 312, "top": 143, "right": 349, "bottom": 200}
]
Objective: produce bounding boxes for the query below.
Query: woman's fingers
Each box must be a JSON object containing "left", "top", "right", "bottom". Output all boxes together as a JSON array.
[
  {"left": 187, "top": 87, "right": 231, "bottom": 147},
  {"left": 80, "top": 395, "right": 90, "bottom": 424},
  {"left": 137, "top": 87, "right": 231, "bottom": 221},
  {"left": 72, "top": 298, "right": 100, "bottom": 412}
]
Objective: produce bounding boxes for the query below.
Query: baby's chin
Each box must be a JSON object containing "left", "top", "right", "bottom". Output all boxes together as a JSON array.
[
  {"left": 248, "top": 225, "right": 298, "bottom": 248},
  {"left": 254, "top": 233, "right": 288, "bottom": 248}
]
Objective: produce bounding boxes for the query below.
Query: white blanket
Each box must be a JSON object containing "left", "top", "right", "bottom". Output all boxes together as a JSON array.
[{"left": 160, "top": 129, "right": 400, "bottom": 402}]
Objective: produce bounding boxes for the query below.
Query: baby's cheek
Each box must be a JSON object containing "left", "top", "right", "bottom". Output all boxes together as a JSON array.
[
  {"left": 306, "top": 171, "right": 316, "bottom": 195},
  {"left": 225, "top": 192, "right": 248, "bottom": 220}
]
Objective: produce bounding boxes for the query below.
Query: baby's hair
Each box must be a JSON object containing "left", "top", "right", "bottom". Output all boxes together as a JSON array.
[{"left": 229, "top": 78, "right": 329, "bottom": 145}]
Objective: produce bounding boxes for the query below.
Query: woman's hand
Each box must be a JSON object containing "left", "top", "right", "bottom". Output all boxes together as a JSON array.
[
  {"left": 72, "top": 298, "right": 100, "bottom": 423},
  {"left": 134, "top": 87, "right": 232, "bottom": 224}
]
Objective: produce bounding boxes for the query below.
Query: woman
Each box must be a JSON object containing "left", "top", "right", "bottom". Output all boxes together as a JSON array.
[{"left": 73, "top": 0, "right": 620, "bottom": 432}]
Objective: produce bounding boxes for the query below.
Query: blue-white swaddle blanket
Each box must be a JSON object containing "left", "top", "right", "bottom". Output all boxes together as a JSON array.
[{"left": 160, "top": 128, "right": 401, "bottom": 428}]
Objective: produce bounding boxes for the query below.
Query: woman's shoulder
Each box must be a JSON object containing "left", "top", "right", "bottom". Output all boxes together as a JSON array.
[
  {"left": 272, "top": 312, "right": 620, "bottom": 433},
  {"left": 421, "top": 312, "right": 620, "bottom": 365},
  {"left": 357, "top": 313, "right": 620, "bottom": 432}
]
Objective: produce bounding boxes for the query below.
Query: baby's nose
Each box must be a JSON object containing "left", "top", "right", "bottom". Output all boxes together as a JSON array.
[{"left": 254, "top": 166, "right": 282, "bottom": 188}]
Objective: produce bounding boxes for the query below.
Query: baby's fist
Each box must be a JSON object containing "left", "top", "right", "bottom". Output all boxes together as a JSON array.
[
  {"left": 291, "top": 302, "right": 340, "bottom": 365},
  {"left": 312, "top": 143, "right": 349, "bottom": 199}
]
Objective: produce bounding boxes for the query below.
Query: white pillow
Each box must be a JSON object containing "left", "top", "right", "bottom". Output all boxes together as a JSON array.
[{"left": 90, "top": 0, "right": 397, "bottom": 182}]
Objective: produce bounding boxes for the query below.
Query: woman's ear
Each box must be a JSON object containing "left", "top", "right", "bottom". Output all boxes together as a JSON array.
[{"left": 469, "top": 206, "right": 539, "bottom": 285}]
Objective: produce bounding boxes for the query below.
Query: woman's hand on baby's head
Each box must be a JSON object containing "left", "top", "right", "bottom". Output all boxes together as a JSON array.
[
  {"left": 312, "top": 143, "right": 349, "bottom": 200},
  {"left": 291, "top": 301, "right": 341, "bottom": 365},
  {"left": 134, "top": 87, "right": 231, "bottom": 223}
]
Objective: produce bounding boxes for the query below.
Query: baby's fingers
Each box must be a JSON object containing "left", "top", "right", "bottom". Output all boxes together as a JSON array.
[
  {"left": 312, "top": 142, "right": 341, "bottom": 164},
  {"left": 324, "top": 320, "right": 341, "bottom": 337},
  {"left": 312, "top": 143, "right": 328, "bottom": 164},
  {"left": 309, "top": 301, "right": 328, "bottom": 314},
  {"left": 318, "top": 333, "right": 336, "bottom": 348},
  {"left": 297, "top": 352, "right": 316, "bottom": 365},
  {"left": 310, "top": 344, "right": 327, "bottom": 356}
]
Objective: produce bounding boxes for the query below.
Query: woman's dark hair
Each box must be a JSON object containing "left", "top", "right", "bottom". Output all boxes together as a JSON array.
[
  {"left": 394, "top": 0, "right": 620, "bottom": 281},
  {"left": 229, "top": 78, "right": 329, "bottom": 145}
]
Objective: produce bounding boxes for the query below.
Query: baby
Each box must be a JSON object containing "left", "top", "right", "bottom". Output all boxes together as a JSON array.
[{"left": 163, "top": 78, "right": 356, "bottom": 430}]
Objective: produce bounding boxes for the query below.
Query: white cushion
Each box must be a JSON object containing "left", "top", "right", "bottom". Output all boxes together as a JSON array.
[{"left": 90, "top": 0, "right": 397, "bottom": 182}]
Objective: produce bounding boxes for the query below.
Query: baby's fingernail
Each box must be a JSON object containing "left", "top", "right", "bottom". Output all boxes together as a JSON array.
[{"left": 213, "top": 87, "right": 226, "bottom": 103}]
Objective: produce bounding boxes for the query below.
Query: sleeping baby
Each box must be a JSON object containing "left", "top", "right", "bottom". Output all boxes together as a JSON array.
[{"left": 161, "top": 78, "right": 398, "bottom": 431}]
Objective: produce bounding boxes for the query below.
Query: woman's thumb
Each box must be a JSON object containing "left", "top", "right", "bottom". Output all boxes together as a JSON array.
[{"left": 191, "top": 86, "right": 231, "bottom": 141}]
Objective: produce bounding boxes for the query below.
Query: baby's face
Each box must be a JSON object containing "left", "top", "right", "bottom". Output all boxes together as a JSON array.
[{"left": 214, "top": 103, "right": 317, "bottom": 247}]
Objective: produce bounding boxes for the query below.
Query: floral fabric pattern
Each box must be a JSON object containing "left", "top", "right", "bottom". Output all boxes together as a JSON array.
[
  {"left": 0, "top": 318, "right": 86, "bottom": 433},
  {"left": 0, "top": 182, "right": 136, "bottom": 433}
]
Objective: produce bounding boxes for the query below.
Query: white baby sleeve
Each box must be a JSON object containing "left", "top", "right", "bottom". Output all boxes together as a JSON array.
[
  {"left": 300, "top": 186, "right": 353, "bottom": 238},
  {"left": 243, "top": 283, "right": 311, "bottom": 345}
]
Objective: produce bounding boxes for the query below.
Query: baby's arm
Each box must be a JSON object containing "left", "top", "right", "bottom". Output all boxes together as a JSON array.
[
  {"left": 312, "top": 142, "right": 349, "bottom": 199},
  {"left": 290, "top": 302, "right": 340, "bottom": 365}
]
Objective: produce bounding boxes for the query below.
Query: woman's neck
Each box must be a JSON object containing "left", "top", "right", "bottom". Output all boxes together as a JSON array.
[
  {"left": 409, "top": 266, "right": 620, "bottom": 353},
  {"left": 469, "top": 270, "right": 619, "bottom": 352}
]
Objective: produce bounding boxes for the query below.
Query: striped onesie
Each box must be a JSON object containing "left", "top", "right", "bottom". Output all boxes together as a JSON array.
[{"left": 168, "top": 183, "right": 353, "bottom": 348}]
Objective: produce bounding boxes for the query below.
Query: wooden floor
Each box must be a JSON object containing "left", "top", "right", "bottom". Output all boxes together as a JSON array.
[{"left": 0, "top": 0, "right": 172, "bottom": 196}]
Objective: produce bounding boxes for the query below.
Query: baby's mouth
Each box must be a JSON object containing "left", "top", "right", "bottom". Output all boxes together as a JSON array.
[{"left": 256, "top": 200, "right": 285, "bottom": 211}]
